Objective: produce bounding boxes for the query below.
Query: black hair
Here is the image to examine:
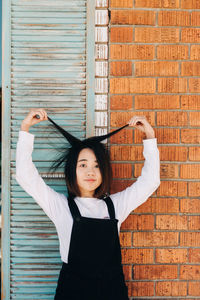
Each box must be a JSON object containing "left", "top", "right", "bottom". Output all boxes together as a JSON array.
[
  {"left": 64, "top": 143, "right": 112, "bottom": 198},
  {"left": 48, "top": 117, "right": 128, "bottom": 199}
]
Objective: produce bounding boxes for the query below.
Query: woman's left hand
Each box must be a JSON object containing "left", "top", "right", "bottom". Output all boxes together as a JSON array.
[{"left": 128, "top": 115, "right": 155, "bottom": 139}]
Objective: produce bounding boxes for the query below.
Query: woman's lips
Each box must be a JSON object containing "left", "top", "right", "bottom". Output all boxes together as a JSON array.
[{"left": 84, "top": 179, "right": 96, "bottom": 182}]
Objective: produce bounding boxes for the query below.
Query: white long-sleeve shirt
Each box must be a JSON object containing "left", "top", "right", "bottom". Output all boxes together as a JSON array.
[{"left": 15, "top": 131, "right": 160, "bottom": 263}]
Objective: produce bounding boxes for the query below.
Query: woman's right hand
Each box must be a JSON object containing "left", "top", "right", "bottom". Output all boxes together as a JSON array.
[{"left": 20, "top": 108, "right": 48, "bottom": 132}]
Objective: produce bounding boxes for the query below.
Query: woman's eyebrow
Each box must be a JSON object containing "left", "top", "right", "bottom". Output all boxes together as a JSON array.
[{"left": 78, "top": 159, "right": 98, "bottom": 162}]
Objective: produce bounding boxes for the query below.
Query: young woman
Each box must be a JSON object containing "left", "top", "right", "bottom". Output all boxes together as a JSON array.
[{"left": 16, "top": 108, "right": 160, "bottom": 300}]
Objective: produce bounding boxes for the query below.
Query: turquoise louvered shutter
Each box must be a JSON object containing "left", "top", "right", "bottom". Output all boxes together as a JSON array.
[{"left": 2, "top": 0, "right": 95, "bottom": 299}]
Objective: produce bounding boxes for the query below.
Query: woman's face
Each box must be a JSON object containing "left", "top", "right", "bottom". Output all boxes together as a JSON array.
[{"left": 76, "top": 148, "right": 102, "bottom": 197}]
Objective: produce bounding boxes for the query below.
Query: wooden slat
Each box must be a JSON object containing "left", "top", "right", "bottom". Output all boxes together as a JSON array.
[
  {"left": 12, "top": 6, "right": 86, "bottom": 12},
  {"left": 12, "top": 12, "right": 86, "bottom": 18},
  {"left": 12, "top": 41, "right": 86, "bottom": 48},
  {"left": 11, "top": 0, "right": 86, "bottom": 6}
]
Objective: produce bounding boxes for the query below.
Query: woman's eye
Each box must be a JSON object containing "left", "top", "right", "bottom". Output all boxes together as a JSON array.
[
  {"left": 95, "top": 165, "right": 99, "bottom": 168},
  {"left": 80, "top": 164, "right": 86, "bottom": 167}
]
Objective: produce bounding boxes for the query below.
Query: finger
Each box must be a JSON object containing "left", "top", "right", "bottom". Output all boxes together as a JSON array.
[
  {"left": 41, "top": 109, "right": 48, "bottom": 120},
  {"left": 129, "top": 115, "right": 145, "bottom": 122},
  {"left": 129, "top": 116, "right": 146, "bottom": 126},
  {"left": 34, "top": 111, "right": 43, "bottom": 120},
  {"left": 44, "top": 111, "right": 48, "bottom": 120},
  {"left": 135, "top": 120, "right": 143, "bottom": 125},
  {"left": 36, "top": 109, "right": 48, "bottom": 121},
  {"left": 37, "top": 109, "right": 45, "bottom": 119}
]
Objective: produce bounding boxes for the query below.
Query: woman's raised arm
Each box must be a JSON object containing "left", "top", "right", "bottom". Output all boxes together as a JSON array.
[
  {"left": 16, "top": 109, "right": 67, "bottom": 223},
  {"left": 111, "top": 115, "right": 160, "bottom": 225}
]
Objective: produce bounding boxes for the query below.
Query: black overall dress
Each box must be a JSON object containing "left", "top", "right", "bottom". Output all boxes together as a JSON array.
[{"left": 54, "top": 196, "right": 129, "bottom": 300}]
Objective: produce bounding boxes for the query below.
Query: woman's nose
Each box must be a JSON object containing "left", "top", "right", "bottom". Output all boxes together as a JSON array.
[{"left": 86, "top": 167, "right": 95, "bottom": 175}]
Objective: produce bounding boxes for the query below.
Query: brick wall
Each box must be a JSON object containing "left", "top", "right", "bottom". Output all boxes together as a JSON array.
[{"left": 109, "top": 0, "right": 200, "bottom": 298}]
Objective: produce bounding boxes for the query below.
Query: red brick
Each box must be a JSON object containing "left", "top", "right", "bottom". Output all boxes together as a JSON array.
[
  {"left": 121, "top": 214, "right": 154, "bottom": 230},
  {"left": 110, "top": 145, "right": 143, "bottom": 161},
  {"left": 111, "top": 179, "right": 134, "bottom": 194},
  {"left": 158, "top": 78, "right": 187, "bottom": 93},
  {"left": 123, "top": 265, "right": 132, "bottom": 281},
  {"left": 156, "top": 249, "right": 188, "bottom": 263},
  {"left": 182, "top": 28, "right": 200, "bottom": 43},
  {"left": 189, "top": 182, "right": 200, "bottom": 197},
  {"left": 188, "top": 282, "right": 200, "bottom": 296},
  {"left": 110, "top": 44, "right": 155, "bottom": 59},
  {"left": 180, "top": 265, "right": 200, "bottom": 279},
  {"left": 191, "top": 45, "right": 200, "bottom": 60},
  {"left": 189, "top": 249, "right": 200, "bottom": 263},
  {"left": 182, "top": 61, "right": 200, "bottom": 76},
  {"left": 110, "top": 111, "right": 155, "bottom": 127},
  {"left": 133, "top": 232, "right": 179, "bottom": 247},
  {"left": 180, "top": 232, "right": 200, "bottom": 246},
  {"left": 135, "top": 128, "right": 180, "bottom": 144},
  {"left": 157, "top": 45, "right": 188, "bottom": 60},
  {"left": 189, "top": 78, "right": 200, "bottom": 92},
  {"left": 110, "top": 95, "right": 133, "bottom": 110},
  {"left": 119, "top": 232, "right": 132, "bottom": 247},
  {"left": 191, "top": 11, "right": 200, "bottom": 26},
  {"left": 157, "top": 111, "right": 188, "bottom": 126},
  {"left": 133, "top": 131, "right": 148, "bottom": 144},
  {"left": 181, "top": 299, "right": 199, "bottom": 300},
  {"left": 110, "top": 0, "right": 133, "bottom": 7},
  {"left": 189, "top": 147, "right": 200, "bottom": 161},
  {"left": 135, "top": 61, "right": 179, "bottom": 77},
  {"left": 134, "top": 197, "right": 179, "bottom": 213},
  {"left": 134, "top": 163, "right": 143, "bottom": 177},
  {"left": 189, "top": 112, "right": 200, "bottom": 126},
  {"left": 135, "top": 0, "right": 179, "bottom": 8},
  {"left": 111, "top": 10, "right": 155, "bottom": 25},
  {"left": 188, "top": 216, "right": 200, "bottom": 230},
  {"left": 181, "top": 95, "right": 200, "bottom": 110},
  {"left": 110, "top": 27, "right": 133, "bottom": 43},
  {"left": 127, "top": 281, "right": 154, "bottom": 297},
  {"left": 161, "top": 162, "right": 179, "bottom": 178},
  {"left": 156, "top": 215, "right": 187, "bottom": 230},
  {"left": 181, "top": 129, "right": 200, "bottom": 144},
  {"left": 181, "top": 198, "right": 200, "bottom": 213},
  {"left": 135, "top": 163, "right": 178, "bottom": 178},
  {"left": 135, "top": 27, "right": 179, "bottom": 43},
  {"left": 158, "top": 11, "right": 190, "bottom": 26},
  {"left": 110, "top": 129, "right": 133, "bottom": 144},
  {"left": 111, "top": 163, "right": 132, "bottom": 178},
  {"left": 180, "top": 164, "right": 200, "bottom": 179},
  {"left": 110, "top": 61, "right": 132, "bottom": 76},
  {"left": 134, "top": 265, "right": 178, "bottom": 279},
  {"left": 135, "top": 95, "right": 180, "bottom": 109},
  {"left": 110, "top": 78, "right": 156, "bottom": 94},
  {"left": 157, "top": 181, "right": 187, "bottom": 197},
  {"left": 158, "top": 146, "right": 188, "bottom": 162},
  {"left": 181, "top": 0, "right": 200, "bottom": 9},
  {"left": 156, "top": 281, "right": 187, "bottom": 296},
  {"left": 121, "top": 248, "right": 154, "bottom": 264}
]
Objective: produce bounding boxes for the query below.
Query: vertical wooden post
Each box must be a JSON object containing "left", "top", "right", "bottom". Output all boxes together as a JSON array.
[{"left": 2, "top": 0, "right": 11, "bottom": 298}]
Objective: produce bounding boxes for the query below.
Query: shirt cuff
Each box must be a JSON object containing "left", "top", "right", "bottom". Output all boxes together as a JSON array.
[
  {"left": 143, "top": 138, "right": 158, "bottom": 151},
  {"left": 19, "top": 130, "right": 35, "bottom": 145}
]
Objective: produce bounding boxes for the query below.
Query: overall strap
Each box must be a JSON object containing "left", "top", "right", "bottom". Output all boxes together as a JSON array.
[
  {"left": 67, "top": 195, "right": 81, "bottom": 220},
  {"left": 67, "top": 194, "right": 116, "bottom": 220},
  {"left": 103, "top": 196, "right": 116, "bottom": 220}
]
